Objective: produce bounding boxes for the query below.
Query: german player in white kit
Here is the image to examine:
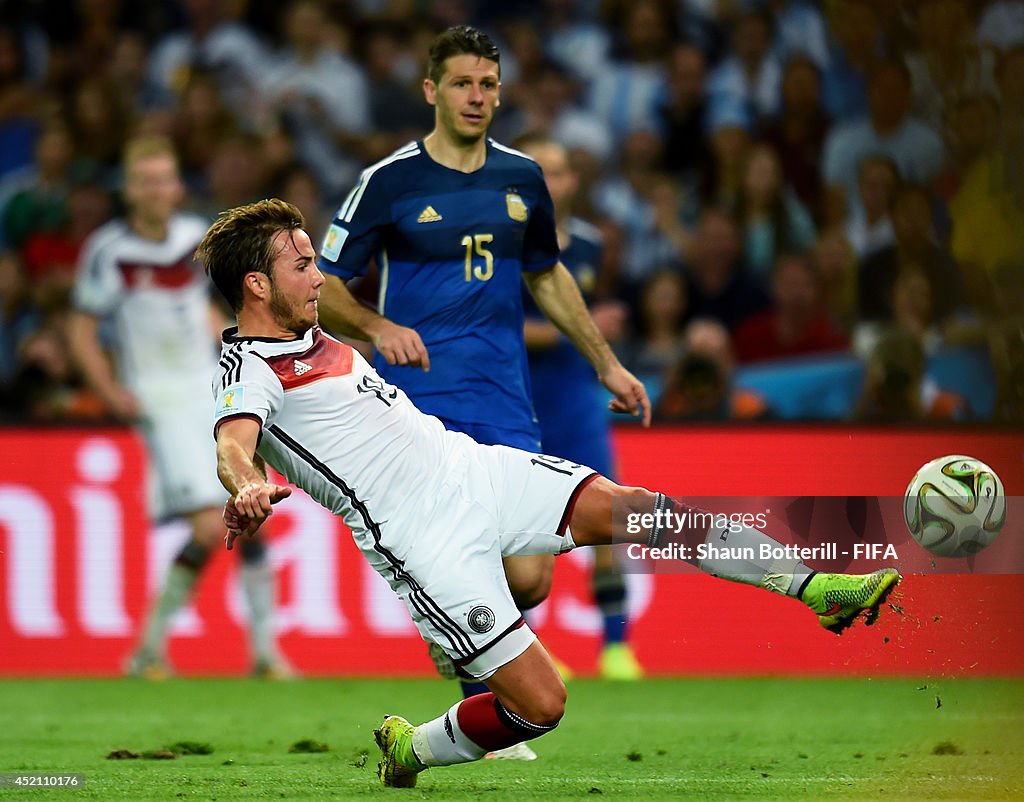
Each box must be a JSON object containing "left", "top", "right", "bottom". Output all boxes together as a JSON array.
[
  {"left": 68, "top": 136, "right": 288, "bottom": 679},
  {"left": 201, "top": 199, "right": 901, "bottom": 788}
]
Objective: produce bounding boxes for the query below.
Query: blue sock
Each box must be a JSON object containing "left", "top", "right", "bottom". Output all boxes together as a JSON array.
[
  {"left": 602, "top": 612, "right": 627, "bottom": 645},
  {"left": 460, "top": 680, "right": 489, "bottom": 698},
  {"left": 593, "top": 567, "right": 628, "bottom": 646}
]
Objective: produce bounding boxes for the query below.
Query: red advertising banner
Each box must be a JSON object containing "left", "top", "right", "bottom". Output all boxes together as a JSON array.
[{"left": 1, "top": 426, "right": 1022, "bottom": 676}]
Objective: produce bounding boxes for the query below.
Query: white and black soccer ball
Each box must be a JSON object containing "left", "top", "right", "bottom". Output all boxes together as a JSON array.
[{"left": 904, "top": 455, "right": 1006, "bottom": 558}]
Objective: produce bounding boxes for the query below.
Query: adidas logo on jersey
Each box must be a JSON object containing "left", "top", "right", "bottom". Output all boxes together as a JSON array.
[
  {"left": 294, "top": 360, "right": 313, "bottom": 376},
  {"left": 417, "top": 205, "right": 443, "bottom": 223}
]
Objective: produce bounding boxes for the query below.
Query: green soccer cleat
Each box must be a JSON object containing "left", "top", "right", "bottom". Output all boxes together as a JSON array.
[
  {"left": 374, "top": 715, "right": 425, "bottom": 788},
  {"left": 801, "top": 568, "right": 901, "bottom": 634},
  {"left": 598, "top": 643, "right": 644, "bottom": 681}
]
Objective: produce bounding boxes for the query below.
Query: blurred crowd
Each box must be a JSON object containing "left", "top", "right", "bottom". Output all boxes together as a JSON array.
[{"left": 0, "top": 0, "right": 1022, "bottom": 425}]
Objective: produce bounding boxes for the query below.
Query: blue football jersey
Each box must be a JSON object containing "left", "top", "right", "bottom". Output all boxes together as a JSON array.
[
  {"left": 319, "top": 139, "right": 559, "bottom": 441},
  {"left": 524, "top": 217, "right": 614, "bottom": 477}
]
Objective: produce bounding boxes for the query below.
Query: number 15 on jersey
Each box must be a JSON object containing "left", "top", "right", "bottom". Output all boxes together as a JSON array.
[{"left": 462, "top": 234, "right": 494, "bottom": 282}]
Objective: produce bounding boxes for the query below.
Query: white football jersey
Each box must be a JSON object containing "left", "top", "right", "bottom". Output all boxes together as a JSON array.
[
  {"left": 72, "top": 213, "right": 218, "bottom": 407},
  {"left": 212, "top": 326, "right": 473, "bottom": 543}
]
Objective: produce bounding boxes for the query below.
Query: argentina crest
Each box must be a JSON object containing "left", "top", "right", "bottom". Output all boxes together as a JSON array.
[{"left": 505, "top": 191, "right": 528, "bottom": 222}]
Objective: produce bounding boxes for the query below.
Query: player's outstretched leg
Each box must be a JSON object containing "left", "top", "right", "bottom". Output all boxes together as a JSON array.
[
  {"left": 374, "top": 641, "right": 564, "bottom": 786},
  {"left": 567, "top": 479, "right": 902, "bottom": 633}
]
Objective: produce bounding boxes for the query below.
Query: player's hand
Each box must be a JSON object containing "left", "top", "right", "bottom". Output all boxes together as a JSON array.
[
  {"left": 223, "top": 497, "right": 260, "bottom": 549},
  {"left": 372, "top": 320, "right": 431, "bottom": 372},
  {"left": 600, "top": 363, "right": 652, "bottom": 427},
  {"left": 224, "top": 482, "right": 292, "bottom": 550}
]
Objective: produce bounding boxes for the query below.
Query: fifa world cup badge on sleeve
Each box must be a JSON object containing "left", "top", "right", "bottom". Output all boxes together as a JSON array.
[
  {"left": 322, "top": 224, "right": 348, "bottom": 262},
  {"left": 216, "top": 385, "right": 245, "bottom": 419}
]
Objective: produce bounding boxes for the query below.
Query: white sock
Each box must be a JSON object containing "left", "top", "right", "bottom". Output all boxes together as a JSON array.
[
  {"left": 241, "top": 560, "right": 278, "bottom": 665},
  {"left": 139, "top": 563, "right": 197, "bottom": 657},
  {"left": 412, "top": 702, "right": 487, "bottom": 767},
  {"left": 698, "top": 524, "right": 814, "bottom": 597}
]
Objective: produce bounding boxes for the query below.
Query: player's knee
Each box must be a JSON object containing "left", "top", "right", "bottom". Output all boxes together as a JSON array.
[
  {"left": 571, "top": 479, "right": 655, "bottom": 546},
  {"left": 612, "top": 484, "right": 656, "bottom": 512},
  {"left": 517, "top": 679, "right": 567, "bottom": 727},
  {"left": 540, "top": 680, "right": 568, "bottom": 726}
]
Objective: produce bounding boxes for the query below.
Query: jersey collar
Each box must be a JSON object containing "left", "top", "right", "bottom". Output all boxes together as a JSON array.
[{"left": 222, "top": 325, "right": 319, "bottom": 345}]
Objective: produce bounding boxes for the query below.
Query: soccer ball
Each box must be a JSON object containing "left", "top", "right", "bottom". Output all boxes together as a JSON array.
[{"left": 904, "top": 455, "right": 1006, "bottom": 558}]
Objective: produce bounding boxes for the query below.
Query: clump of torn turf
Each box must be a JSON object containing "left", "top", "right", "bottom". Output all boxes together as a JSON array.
[
  {"left": 166, "top": 741, "right": 213, "bottom": 755},
  {"left": 932, "top": 741, "right": 963, "bottom": 755},
  {"left": 625, "top": 751, "right": 642, "bottom": 762},
  {"left": 289, "top": 738, "right": 330, "bottom": 753},
  {"left": 106, "top": 749, "right": 140, "bottom": 759},
  {"left": 106, "top": 741, "right": 212, "bottom": 760},
  {"left": 142, "top": 749, "right": 177, "bottom": 760}
]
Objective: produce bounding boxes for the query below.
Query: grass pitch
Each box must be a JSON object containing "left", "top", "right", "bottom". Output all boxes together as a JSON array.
[{"left": 1, "top": 677, "right": 1021, "bottom": 801}]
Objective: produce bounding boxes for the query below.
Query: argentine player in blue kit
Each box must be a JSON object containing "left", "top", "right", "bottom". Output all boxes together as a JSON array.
[
  {"left": 198, "top": 198, "right": 902, "bottom": 789},
  {"left": 312, "top": 25, "right": 650, "bottom": 724},
  {"left": 518, "top": 135, "right": 642, "bottom": 681}
]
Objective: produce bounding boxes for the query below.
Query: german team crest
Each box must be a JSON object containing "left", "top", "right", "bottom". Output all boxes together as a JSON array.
[
  {"left": 505, "top": 192, "right": 528, "bottom": 222},
  {"left": 467, "top": 605, "right": 496, "bottom": 633}
]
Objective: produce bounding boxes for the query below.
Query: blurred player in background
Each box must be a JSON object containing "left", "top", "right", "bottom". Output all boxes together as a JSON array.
[
  {"left": 517, "top": 135, "right": 643, "bottom": 680},
  {"left": 67, "top": 136, "right": 288, "bottom": 679},
  {"left": 311, "top": 25, "right": 650, "bottom": 746},
  {"left": 197, "top": 197, "right": 902, "bottom": 789}
]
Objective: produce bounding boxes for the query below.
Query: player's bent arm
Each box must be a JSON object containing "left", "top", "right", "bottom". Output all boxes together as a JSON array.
[
  {"left": 66, "top": 310, "right": 140, "bottom": 421},
  {"left": 523, "top": 263, "right": 615, "bottom": 371},
  {"left": 215, "top": 417, "right": 267, "bottom": 496},
  {"left": 315, "top": 273, "right": 383, "bottom": 340},
  {"left": 317, "top": 274, "right": 431, "bottom": 370},
  {"left": 215, "top": 417, "right": 292, "bottom": 547},
  {"left": 524, "top": 263, "right": 652, "bottom": 424}
]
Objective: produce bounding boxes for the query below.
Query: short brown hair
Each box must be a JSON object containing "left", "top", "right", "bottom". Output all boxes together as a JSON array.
[
  {"left": 195, "top": 198, "right": 305, "bottom": 312},
  {"left": 427, "top": 25, "right": 500, "bottom": 84}
]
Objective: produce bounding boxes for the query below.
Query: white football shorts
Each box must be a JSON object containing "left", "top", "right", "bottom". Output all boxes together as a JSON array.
[
  {"left": 140, "top": 397, "right": 227, "bottom": 521},
  {"left": 357, "top": 440, "right": 599, "bottom": 680}
]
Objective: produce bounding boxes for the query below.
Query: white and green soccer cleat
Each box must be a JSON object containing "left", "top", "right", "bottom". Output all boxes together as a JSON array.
[
  {"left": 374, "top": 715, "right": 426, "bottom": 788},
  {"left": 485, "top": 742, "right": 538, "bottom": 761},
  {"left": 801, "top": 569, "right": 901, "bottom": 634}
]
